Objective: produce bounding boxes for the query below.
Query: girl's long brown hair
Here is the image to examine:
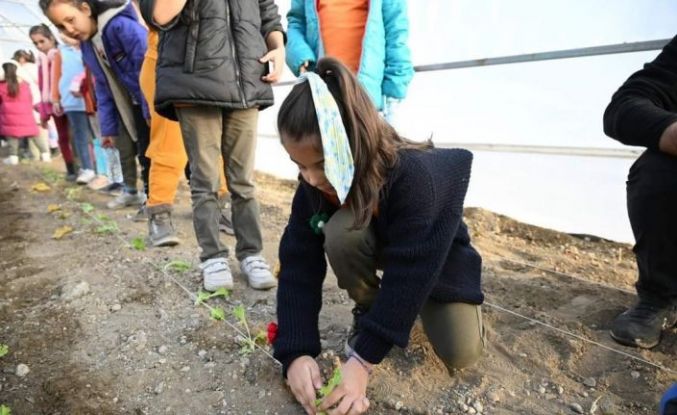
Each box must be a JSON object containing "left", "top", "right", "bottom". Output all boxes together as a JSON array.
[
  {"left": 2, "top": 63, "right": 20, "bottom": 97},
  {"left": 28, "top": 24, "right": 58, "bottom": 45},
  {"left": 277, "top": 57, "right": 431, "bottom": 228}
]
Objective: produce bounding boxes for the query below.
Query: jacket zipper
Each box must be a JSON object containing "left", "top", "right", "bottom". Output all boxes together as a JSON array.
[{"left": 225, "top": 0, "right": 247, "bottom": 108}]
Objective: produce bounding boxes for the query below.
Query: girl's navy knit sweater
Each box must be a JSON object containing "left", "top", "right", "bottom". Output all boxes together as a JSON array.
[{"left": 273, "top": 148, "right": 484, "bottom": 374}]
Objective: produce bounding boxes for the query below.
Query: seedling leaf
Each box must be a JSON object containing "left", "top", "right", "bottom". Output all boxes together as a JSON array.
[
  {"left": 195, "top": 290, "right": 211, "bottom": 305},
  {"left": 0, "top": 404, "right": 11, "bottom": 415},
  {"left": 53, "top": 225, "right": 73, "bottom": 240},
  {"left": 65, "top": 187, "right": 81, "bottom": 200},
  {"left": 210, "top": 307, "right": 226, "bottom": 321},
  {"left": 253, "top": 330, "right": 267, "bottom": 346},
  {"left": 80, "top": 203, "right": 95, "bottom": 213},
  {"left": 166, "top": 260, "right": 192, "bottom": 273},
  {"left": 211, "top": 287, "right": 230, "bottom": 300},
  {"left": 315, "top": 361, "right": 342, "bottom": 411},
  {"left": 233, "top": 305, "right": 246, "bottom": 325},
  {"left": 131, "top": 236, "right": 146, "bottom": 251},
  {"left": 96, "top": 223, "right": 119, "bottom": 234},
  {"left": 0, "top": 344, "right": 8, "bottom": 358}
]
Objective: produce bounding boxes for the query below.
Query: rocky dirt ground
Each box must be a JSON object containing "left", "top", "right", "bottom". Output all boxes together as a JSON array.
[{"left": 0, "top": 159, "right": 675, "bottom": 415}]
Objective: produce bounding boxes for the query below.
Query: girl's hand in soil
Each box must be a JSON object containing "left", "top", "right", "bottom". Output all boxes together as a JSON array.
[
  {"left": 287, "top": 355, "right": 323, "bottom": 414},
  {"left": 318, "top": 358, "right": 370, "bottom": 414}
]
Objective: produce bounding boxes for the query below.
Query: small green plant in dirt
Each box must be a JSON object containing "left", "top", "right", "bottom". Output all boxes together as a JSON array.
[
  {"left": 165, "top": 260, "right": 192, "bottom": 273},
  {"left": 41, "top": 168, "right": 61, "bottom": 183},
  {"left": 93, "top": 214, "right": 119, "bottom": 234},
  {"left": 80, "top": 202, "right": 95, "bottom": 213},
  {"left": 0, "top": 404, "right": 11, "bottom": 415},
  {"left": 65, "top": 187, "right": 82, "bottom": 200},
  {"left": 210, "top": 307, "right": 226, "bottom": 321},
  {"left": 315, "top": 357, "right": 343, "bottom": 414},
  {"left": 0, "top": 344, "right": 8, "bottom": 358},
  {"left": 232, "top": 305, "right": 267, "bottom": 355},
  {"left": 195, "top": 287, "right": 230, "bottom": 306},
  {"left": 130, "top": 236, "right": 146, "bottom": 251}
]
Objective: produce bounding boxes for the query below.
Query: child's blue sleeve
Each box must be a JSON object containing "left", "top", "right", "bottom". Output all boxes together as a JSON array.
[
  {"left": 286, "top": 0, "right": 317, "bottom": 76},
  {"left": 113, "top": 19, "right": 150, "bottom": 119},
  {"left": 382, "top": 0, "right": 414, "bottom": 100}
]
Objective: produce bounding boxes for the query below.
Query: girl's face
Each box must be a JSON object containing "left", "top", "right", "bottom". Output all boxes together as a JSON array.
[
  {"left": 282, "top": 136, "right": 336, "bottom": 196},
  {"left": 30, "top": 33, "right": 55, "bottom": 54},
  {"left": 47, "top": 2, "right": 96, "bottom": 42}
]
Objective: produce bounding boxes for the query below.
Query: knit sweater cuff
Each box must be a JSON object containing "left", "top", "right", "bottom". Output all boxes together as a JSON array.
[{"left": 352, "top": 331, "right": 394, "bottom": 365}]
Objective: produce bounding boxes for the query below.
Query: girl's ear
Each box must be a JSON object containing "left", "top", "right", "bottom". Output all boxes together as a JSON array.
[{"left": 80, "top": 1, "right": 93, "bottom": 17}]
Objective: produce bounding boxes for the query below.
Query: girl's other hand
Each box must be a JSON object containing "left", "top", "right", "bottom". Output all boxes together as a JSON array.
[
  {"left": 287, "top": 356, "right": 323, "bottom": 415},
  {"left": 299, "top": 61, "right": 309, "bottom": 74},
  {"left": 318, "top": 358, "right": 370, "bottom": 415},
  {"left": 101, "top": 136, "right": 116, "bottom": 149}
]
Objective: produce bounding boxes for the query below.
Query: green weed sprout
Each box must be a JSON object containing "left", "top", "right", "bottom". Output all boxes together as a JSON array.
[
  {"left": 195, "top": 287, "right": 230, "bottom": 306},
  {"left": 65, "top": 187, "right": 82, "bottom": 200},
  {"left": 233, "top": 305, "right": 263, "bottom": 355},
  {"left": 131, "top": 236, "right": 146, "bottom": 251},
  {"left": 210, "top": 307, "right": 226, "bottom": 321},
  {"left": 41, "top": 168, "right": 61, "bottom": 183},
  {"left": 0, "top": 404, "right": 11, "bottom": 415},
  {"left": 0, "top": 344, "right": 8, "bottom": 358},
  {"left": 165, "top": 260, "right": 192, "bottom": 273},
  {"left": 80, "top": 202, "right": 95, "bottom": 213}
]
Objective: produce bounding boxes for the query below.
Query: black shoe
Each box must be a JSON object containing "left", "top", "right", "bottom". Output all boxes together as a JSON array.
[
  {"left": 610, "top": 300, "right": 677, "bottom": 348},
  {"left": 345, "top": 305, "right": 369, "bottom": 355}
]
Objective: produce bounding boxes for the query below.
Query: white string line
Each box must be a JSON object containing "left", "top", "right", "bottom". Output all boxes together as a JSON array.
[
  {"left": 485, "top": 252, "right": 635, "bottom": 295},
  {"left": 34, "top": 170, "right": 282, "bottom": 366},
  {"left": 484, "top": 300, "right": 675, "bottom": 374}
]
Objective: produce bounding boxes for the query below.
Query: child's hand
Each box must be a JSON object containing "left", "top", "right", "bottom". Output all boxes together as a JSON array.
[
  {"left": 101, "top": 136, "right": 116, "bottom": 149},
  {"left": 52, "top": 102, "right": 63, "bottom": 116},
  {"left": 260, "top": 47, "right": 285, "bottom": 83},
  {"left": 318, "top": 358, "right": 370, "bottom": 414},
  {"left": 299, "top": 61, "right": 310, "bottom": 74},
  {"left": 287, "top": 356, "right": 323, "bottom": 414}
]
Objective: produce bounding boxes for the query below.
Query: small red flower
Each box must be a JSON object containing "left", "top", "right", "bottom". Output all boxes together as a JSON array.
[{"left": 267, "top": 322, "right": 278, "bottom": 345}]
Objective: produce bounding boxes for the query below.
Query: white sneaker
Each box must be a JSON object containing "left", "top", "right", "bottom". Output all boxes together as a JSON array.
[
  {"left": 107, "top": 191, "right": 146, "bottom": 210},
  {"left": 3, "top": 155, "right": 19, "bottom": 165},
  {"left": 240, "top": 256, "right": 277, "bottom": 290},
  {"left": 200, "top": 258, "right": 234, "bottom": 291},
  {"left": 40, "top": 152, "right": 51, "bottom": 162},
  {"left": 76, "top": 169, "right": 96, "bottom": 184}
]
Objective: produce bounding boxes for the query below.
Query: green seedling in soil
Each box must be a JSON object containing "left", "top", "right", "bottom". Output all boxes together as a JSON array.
[
  {"left": 195, "top": 287, "right": 230, "bottom": 306},
  {"left": 131, "top": 236, "right": 146, "bottom": 251},
  {"left": 96, "top": 222, "right": 119, "bottom": 234},
  {"left": 65, "top": 187, "right": 81, "bottom": 200},
  {"left": 232, "top": 305, "right": 263, "bottom": 355},
  {"left": 165, "top": 260, "right": 192, "bottom": 273},
  {"left": 0, "top": 344, "right": 8, "bottom": 358},
  {"left": 315, "top": 357, "right": 343, "bottom": 414},
  {"left": 0, "top": 404, "right": 11, "bottom": 415},
  {"left": 80, "top": 202, "right": 95, "bottom": 213},
  {"left": 210, "top": 307, "right": 226, "bottom": 321},
  {"left": 41, "top": 168, "right": 61, "bottom": 183}
]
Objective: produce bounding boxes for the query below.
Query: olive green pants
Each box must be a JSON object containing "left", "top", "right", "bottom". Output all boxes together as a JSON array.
[{"left": 323, "top": 208, "right": 484, "bottom": 372}]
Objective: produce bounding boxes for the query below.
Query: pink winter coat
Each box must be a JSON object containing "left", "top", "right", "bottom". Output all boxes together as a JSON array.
[{"left": 0, "top": 81, "right": 40, "bottom": 138}]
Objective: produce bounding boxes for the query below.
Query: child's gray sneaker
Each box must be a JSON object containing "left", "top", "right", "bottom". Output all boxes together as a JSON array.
[
  {"left": 201, "top": 257, "right": 233, "bottom": 292},
  {"left": 240, "top": 256, "right": 277, "bottom": 290},
  {"left": 107, "top": 191, "right": 146, "bottom": 210}
]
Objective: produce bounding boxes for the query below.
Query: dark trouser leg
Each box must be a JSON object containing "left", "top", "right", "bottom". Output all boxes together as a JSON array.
[
  {"left": 176, "top": 106, "right": 226, "bottom": 262},
  {"left": 627, "top": 150, "right": 677, "bottom": 305},
  {"left": 420, "top": 300, "right": 484, "bottom": 372},
  {"left": 324, "top": 207, "right": 484, "bottom": 372},
  {"left": 323, "top": 208, "right": 381, "bottom": 307},
  {"left": 132, "top": 105, "right": 151, "bottom": 196}
]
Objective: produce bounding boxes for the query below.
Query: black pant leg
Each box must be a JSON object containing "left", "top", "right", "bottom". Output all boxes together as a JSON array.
[
  {"left": 132, "top": 105, "right": 151, "bottom": 196},
  {"left": 626, "top": 149, "right": 677, "bottom": 305}
]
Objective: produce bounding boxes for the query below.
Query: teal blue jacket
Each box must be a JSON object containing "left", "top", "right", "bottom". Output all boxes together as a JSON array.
[{"left": 286, "top": 0, "right": 414, "bottom": 110}]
